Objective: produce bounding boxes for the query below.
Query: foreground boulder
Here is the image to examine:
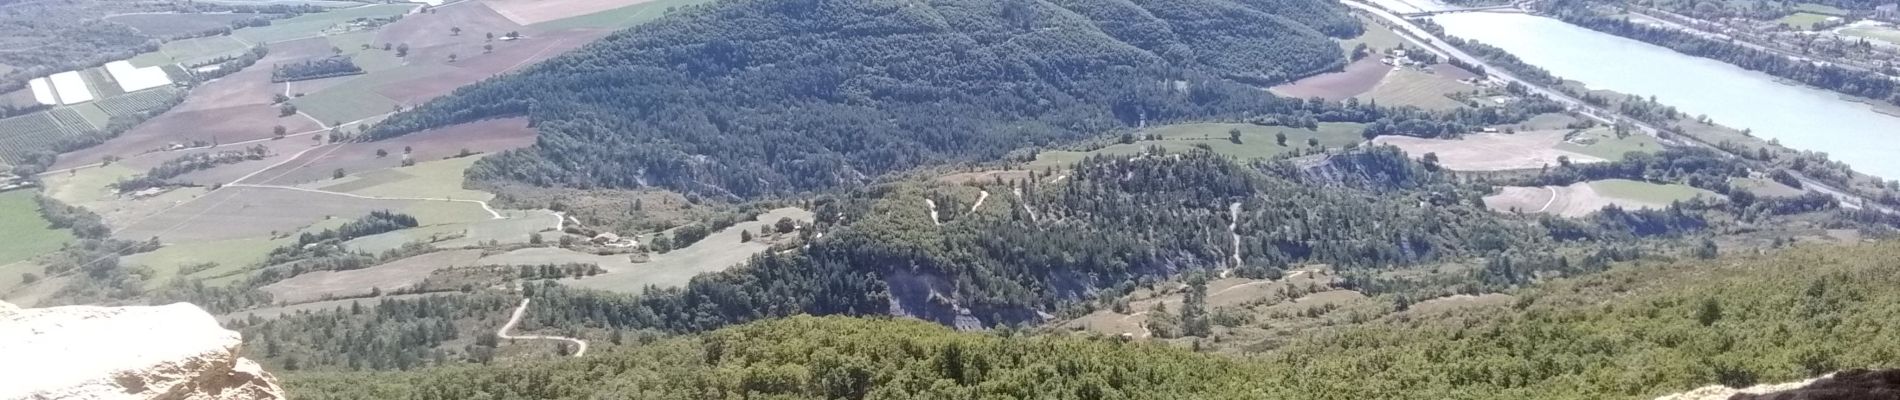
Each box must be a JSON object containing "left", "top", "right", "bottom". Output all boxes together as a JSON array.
[
  {"left": 0, "top": 301, "right": 284, "bottom": 400},
  {"left": 1735, "top": 369, "right": 1900, "bottom": 400}
]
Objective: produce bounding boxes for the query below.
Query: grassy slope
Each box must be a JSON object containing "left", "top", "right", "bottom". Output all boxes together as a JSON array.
[
  {"left": 1553, "top": 127, "right": 1661, "bottom": 161},
  {"left": 1032, "top": 122, "right": 1366, "bottom": 168},
  {"left": 1589, "top": 178, "right": 1717, "bottom": 204},
  {"left": 1778, "top": 12, "right": 1834, "bottom": 30},
  {"left": 282, "top": 243, "right": 1900, "bottom": 399},
  {"left": 0, "top": 190, "right": 74, "bottom": 266}
]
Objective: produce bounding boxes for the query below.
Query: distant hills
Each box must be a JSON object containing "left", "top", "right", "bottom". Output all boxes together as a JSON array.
[{"left": 367, "top": 0, "right": 1360, "bottom": 198}]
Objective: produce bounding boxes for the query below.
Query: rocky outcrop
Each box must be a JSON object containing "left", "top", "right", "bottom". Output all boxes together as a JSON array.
[{"left": 0, "top": 301, "right": 285, "bottom": 400}]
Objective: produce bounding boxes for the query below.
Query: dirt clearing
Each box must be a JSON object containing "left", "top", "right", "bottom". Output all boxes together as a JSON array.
[
  {"left": 1483, "top": 180, "right": 1712, "bottom": 218},
  {"left": 1373, "top": 130, "right": 1606, "bottom": 171}
]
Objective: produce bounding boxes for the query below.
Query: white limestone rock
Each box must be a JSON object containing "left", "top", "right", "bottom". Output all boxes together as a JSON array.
[{"left": 0, "top": 301, "right": 285, "bottom": 400}]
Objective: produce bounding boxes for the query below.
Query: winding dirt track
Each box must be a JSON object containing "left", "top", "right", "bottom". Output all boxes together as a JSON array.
[{"left": 498, "top": 298, "right": 588, "bottom": 357}]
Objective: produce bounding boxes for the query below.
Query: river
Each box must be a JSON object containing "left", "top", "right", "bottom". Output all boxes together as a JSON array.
[{"left": 1432, "top": 12, "right": 1900, "bottom": 180}]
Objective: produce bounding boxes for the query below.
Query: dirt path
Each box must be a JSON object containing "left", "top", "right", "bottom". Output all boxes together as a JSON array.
[
  {"left": 1227, "top": 202, "right": 1243, "bottom": 269},
  {"left": 1535, "top": 186, "right": 1557, "bottom": 213},
  {"left": 923, "top": 199, "right": 941, "bottom": 226},
  {"left": 1121, "top": 311, "right": 1152, "bottom": 339},
  {"left": 498, "top": 298, "right": 587, "bottom": 357},
  {"left": 1012, "top": 188, "right": 1039, "bottom": 222},
  {"left": 970, "top": 190, "right": 989, "bottom": 213},
  {"left": 227, "top": 183, "right": 504, "bottom": 219}
]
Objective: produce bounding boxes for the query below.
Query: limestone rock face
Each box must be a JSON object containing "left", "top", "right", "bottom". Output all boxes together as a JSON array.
[{"left": 0, "top": 301, "right": 285, "bottom": 400}]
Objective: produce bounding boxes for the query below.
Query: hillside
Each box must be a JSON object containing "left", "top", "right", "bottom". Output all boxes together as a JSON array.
[
  {"left": 281, "top": 242, "right": 1900, "bottom": 399},
  {"left": 367, "top": 0, "right": 1359, "bottom": 198}
]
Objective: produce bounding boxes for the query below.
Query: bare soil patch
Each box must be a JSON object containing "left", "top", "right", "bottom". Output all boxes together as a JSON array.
[
  {"left": 376, "top": 2, "right": 524, "bottom": 63},
  {"left": 1269, "top": 58, "right": 1390, "bottom": 101},
  {"left": 936, "top": 170, "right": 1032, "bottom": 185},
  {"left": 260, "top": 249, "right": 485, "bottom": 303},
  {"left": 1373, "top": 130, "right": 1606, "bottom": 171},
  {"left": 1483, "top": 182, "right": 1669, "bottom": 218},
  {"left": 487, "top": 0, "right": 659, "bottom": 25}
]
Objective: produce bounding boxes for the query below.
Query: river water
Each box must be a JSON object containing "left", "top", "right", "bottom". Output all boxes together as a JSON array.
[{"left": 1432, "top": 12, "right": 1900, "bottom": 179}]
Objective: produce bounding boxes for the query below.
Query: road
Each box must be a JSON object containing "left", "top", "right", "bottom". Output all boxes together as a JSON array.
[
  {"left": 1345, "top": 0, "right": 1889, "bottom": 213},
  {"left": 498, "top": 298, "right": 588, "bottom": 357},
  {"left": 1623, "top": 7, "right": 1887, "bottom": 75}
]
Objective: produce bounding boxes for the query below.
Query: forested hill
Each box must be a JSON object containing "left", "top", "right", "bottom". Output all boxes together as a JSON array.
[
  {"left": 366, "top": 0, "right": 1358, "bottom": 198},
  {"left": 285, "top": 243, "right": 1900, "bottom": 399}
]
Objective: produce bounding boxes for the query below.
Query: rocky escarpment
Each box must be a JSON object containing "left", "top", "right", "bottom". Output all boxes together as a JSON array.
[{"left": 0, "top": 301, "right": 284, "bottom": 400}]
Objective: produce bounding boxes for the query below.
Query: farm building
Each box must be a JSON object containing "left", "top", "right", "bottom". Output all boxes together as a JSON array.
[
  {"left": 103, "top": 61, "right": 174, "bottom": 93},
  {"left": 27, "top": 78, "right": 56, "bottom": 105},
  {"left": 47, "top": 71, "right": 93, "bottom": 105}
]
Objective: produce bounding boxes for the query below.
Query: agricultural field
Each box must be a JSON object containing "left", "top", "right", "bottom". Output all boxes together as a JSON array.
[
  {"left": 337, "top": 156, "right": 495, "bottom": 201},
  {"left": 94, "top": 87, "right": 185, "bottom": 117},
  {"left": 1590, "top": 178, "right": 1719, "bottom": 204},
  {"left": 80, "top": 68, "right": 125, "bottom": 99},
  {"left": 563, "top": 207, "right": 815, "bottom": 293},
  {"left": 1483, "top": 179, "right": 1719, "bottom": 217},
  {"left": 67, "top": 103, "right": 112, "bottom": 129},
  {"left": 0, "top": 112, "right": 81, "bottom": 164},
  {"left": 1794, "top": 2, "right": 1848, "bottom": 15},
  {"left": 1031, "top": 123, "right": 1366, "bottom": 168},
  {"left": 47, "top": 108, "right": 96, "bottom": 133},
  {"left": 524, "top": 0, "right": 714, "bottom": 29},
  {"left": 105, "top": 13, "right": 270, "bottom": 38},
  {"left": 1778, "top": 12, "right": 1836, "bottom": 30},
  {"left": 261, "top": 249, "right": 487, "bottom": 303},
  {"left": 1269, "top": 58, "right": 1390, "bottom": 101},
  {"left": 1338, "top": 16, "right": 1405, "bottom": 55},
  {"left": 1840, "top": 22, "right": 1900, "bottom": 44},
  {"left": 1373, "top": 130, "right": 1606, "bottom": 171},
  {"left": 1552, "top": 127, "right": 1661, "bottom": 161},
  {"left": 1355, "top": 67, "right": 1477, "bottom": 110},
  {"left": 287, "top": 64, "right": 435, "bottom": 123},
  {"left": 0, "top": 190, "right": 75, "bottom": 266},
  {"left": 1731, "top": 176, "right": 1805, "bottom": 197},
  {"left": 130, "top": 36, "right": 252, "bottom": 68},
  {"left": 234, "top": 4, "right": 417, "bottom": 44},
  {"left": 324, "top": 31, "right": 405, "bottom": 72}
]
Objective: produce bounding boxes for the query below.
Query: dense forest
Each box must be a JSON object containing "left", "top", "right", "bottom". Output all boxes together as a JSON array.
[
  {"left": 1549, "top": 2, "right": 1900, "bottom": 107},
  {"left": 366, "top": 0, "right": 1360, "bottom": 198},
  {"left": 282, "top": 243, "right": 1900, "bottom": 399}
]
